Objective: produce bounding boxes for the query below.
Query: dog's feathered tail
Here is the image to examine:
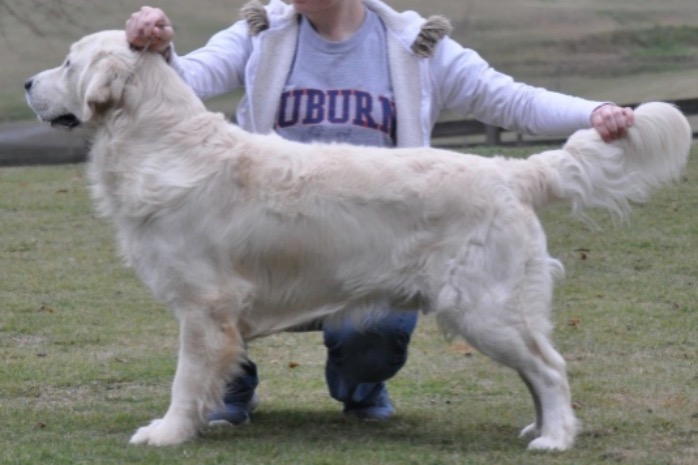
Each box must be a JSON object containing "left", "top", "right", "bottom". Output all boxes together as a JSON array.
[{"left": 513, "top": 102, "right": 691, "bottom": 218}]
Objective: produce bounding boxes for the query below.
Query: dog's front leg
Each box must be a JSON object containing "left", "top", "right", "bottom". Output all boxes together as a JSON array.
[{"left": 130, "top": 308, "right": 245, "bottom": 446}]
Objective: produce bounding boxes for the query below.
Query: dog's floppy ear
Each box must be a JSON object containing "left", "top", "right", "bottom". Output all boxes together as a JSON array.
[{"left": 80, "top": 51, "right": 130, "bottom": 121}]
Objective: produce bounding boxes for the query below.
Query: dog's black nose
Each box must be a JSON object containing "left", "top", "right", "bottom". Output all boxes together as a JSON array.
[{"left": 24, "top": 79, "right": 33, "bottom": 91}]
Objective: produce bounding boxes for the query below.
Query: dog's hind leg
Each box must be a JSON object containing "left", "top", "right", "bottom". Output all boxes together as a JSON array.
[
  {"left": 518, "top": 373, "right": 543, "bottom": 439},
  {"left": 448, "top": 299, "right": 577, "bottom": 450},
  {"left": 130, "top": 303, "right": 246, "bottom": 446},
  {"left": 436, "top": 235, "right": 577, "bottom": 450},
  {"left": 514, "top": 334, "right": 577, "bottom": 451}
]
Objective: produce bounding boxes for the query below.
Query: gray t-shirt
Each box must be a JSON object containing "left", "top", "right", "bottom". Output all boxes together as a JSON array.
[{"left": 274, "top": 10, "right": 396, "bottom": 147}]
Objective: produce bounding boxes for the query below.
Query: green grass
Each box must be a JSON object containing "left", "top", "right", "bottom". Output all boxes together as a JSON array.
[{"left": 1, "top": 145, "right": 697, "bottom": 464}]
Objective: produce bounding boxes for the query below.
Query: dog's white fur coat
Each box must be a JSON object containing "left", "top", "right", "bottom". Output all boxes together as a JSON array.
[{"left": 26, "top": 31, "right": 692, "bottom": 450}]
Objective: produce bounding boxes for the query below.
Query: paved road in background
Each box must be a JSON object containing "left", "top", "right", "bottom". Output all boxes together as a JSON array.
[{"left": 0, "top": 121, "right": 88, "bottom": 166}]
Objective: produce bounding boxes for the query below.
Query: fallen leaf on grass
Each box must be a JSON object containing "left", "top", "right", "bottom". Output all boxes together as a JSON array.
[
  {"left": 36, "top": 305, "right": 55, "bottom": 313},
  {"left": 567, "top": 318, "right": 582, "bottom": 328},
  {"left": 574, "top": 248, "right": 590, "bottom": 260},
  {"left": 288, "top": 361, "right": 300, "bottom": 368},
  {"left": 450, "top": 341, "right": 475, "bottom": 357}
]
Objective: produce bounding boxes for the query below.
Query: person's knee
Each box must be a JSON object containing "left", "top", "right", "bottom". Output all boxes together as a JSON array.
[{"left": 325, "top": 312, "right": 417, "bottom": 383}]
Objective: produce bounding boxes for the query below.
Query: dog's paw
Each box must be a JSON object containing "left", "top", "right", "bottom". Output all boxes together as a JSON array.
[
  {"left": 519, "top": 422, "right": 540, "bottom": 438},
  {"left": 527, "top": 435, "right": 573, "bottom": 451},
  {"left": 129, "top": 418, "right": 196, "bottom": 446}
]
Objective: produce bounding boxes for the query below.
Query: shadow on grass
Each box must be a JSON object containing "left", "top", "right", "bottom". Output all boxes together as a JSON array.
[{"left": 200, "top": 408, "right": 526, "bottom": 453}]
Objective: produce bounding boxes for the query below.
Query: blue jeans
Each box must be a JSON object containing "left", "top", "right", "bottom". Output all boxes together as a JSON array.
[{"left": 222, "top": 310, "right": 418, "bottom": 407}]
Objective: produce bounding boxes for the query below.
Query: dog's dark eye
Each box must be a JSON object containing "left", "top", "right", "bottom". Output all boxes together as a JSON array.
[{"left": 64, "top": 59, "right": 71, "bottom": 68}]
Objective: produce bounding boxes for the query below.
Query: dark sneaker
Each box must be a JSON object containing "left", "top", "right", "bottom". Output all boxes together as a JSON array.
[
  {"left": 343, "top": 389, "right": 395, "bottom": 421},
  {"left": 208, "top": 393, "right": 260, "bottom": 426}
]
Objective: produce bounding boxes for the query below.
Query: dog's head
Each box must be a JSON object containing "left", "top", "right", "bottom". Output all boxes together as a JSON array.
[{"left": 25, "top": 30, "right": 138, "bottom": 129}]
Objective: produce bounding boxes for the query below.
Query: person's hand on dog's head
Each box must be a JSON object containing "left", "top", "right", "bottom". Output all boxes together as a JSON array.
[
  {"left": 591, "top": 104, "right": 635, "bottom": 143},
  {"left": 126, "top": 6, "right": 174, "bottom": 55}
]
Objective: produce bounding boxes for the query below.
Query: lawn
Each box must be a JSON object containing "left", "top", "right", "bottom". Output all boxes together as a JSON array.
[{"left": 0, "top": 144, "right": 696, "bottom": 465}]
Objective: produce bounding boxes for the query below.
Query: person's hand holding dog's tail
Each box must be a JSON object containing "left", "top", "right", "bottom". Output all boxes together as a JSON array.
[{"left": 591, "top": 104, "right": 635, "bottom": 143}]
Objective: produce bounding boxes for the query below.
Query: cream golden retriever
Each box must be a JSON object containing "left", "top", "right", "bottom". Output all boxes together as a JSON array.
[{"left": 25, "top": 31, "right": 691, "bottom": 450}]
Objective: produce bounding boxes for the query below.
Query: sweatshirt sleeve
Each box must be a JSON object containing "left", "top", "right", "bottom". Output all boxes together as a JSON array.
[
  {"left": 431, "top": 37, "right": 606, "bottom": 137},
  {"left": 169, "top": 20, "right": 253, "bottom": 101}
]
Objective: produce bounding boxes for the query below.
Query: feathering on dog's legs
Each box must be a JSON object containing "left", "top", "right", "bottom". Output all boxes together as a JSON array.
[{"left": 130, "top": 309, "right": 247, "bottom": 446}]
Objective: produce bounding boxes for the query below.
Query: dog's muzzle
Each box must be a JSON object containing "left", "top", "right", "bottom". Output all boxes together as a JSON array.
[{"left": 25, "top": 78, "right": 82, "bottom": 129}]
